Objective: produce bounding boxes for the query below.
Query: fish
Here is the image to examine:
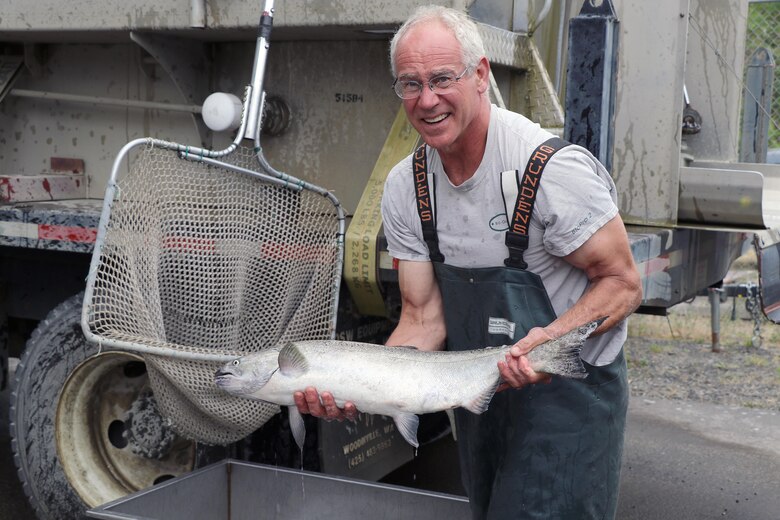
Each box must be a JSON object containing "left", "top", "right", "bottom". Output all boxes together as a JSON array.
[{"left": 214, "top": 318, "right": 603, "bottom": 449}]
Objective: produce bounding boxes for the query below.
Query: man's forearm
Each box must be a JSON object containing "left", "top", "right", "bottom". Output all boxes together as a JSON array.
[
  {"left": 545, "top": 274, "right": 642, "bottom": 340},
  {"left": 387, "top": 260, "right": 448, "bottom": 351},
  {"left": 386, "top": 318, "right": 446, "bottom": 351}
]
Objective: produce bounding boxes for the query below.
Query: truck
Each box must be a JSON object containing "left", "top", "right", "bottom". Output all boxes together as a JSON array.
[{"left": 1, "top": 0, "right": 779, "bottom": 518}]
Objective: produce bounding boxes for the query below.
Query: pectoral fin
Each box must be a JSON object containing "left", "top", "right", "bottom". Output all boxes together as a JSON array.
[
  {"left": 393, "top": 413, "right": 420, "bottom": 448},
  {"left": 462, "top": 379, "right": 499, "bottom": 415},
  {"left": 288, "top": 406, "right": 306, "bottom": 451},
  {"left": 278, "top": 344, "right": 309, "bottom": 377}
]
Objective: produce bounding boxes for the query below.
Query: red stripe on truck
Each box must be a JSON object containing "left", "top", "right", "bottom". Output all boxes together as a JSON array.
[{"left": 38, "top": 224, "right": 97, "bottom": 243}]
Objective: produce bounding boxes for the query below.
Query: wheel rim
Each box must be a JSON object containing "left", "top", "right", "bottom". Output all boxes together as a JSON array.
[{"left": 56, "top": 352, "right": 196, "bottom": 507}]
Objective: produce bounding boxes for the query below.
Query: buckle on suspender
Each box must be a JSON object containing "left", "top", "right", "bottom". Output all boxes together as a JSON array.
[
  {"left": 424, "top": 228, "right": 445, "bottom": 263},
  {"left": 504, "top": 233, "right": 529, "bottom": 269}
]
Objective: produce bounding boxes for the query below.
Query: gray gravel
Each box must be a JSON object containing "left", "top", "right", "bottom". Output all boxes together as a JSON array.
[
  {"left": 624, "top": 253, "right": 780, "bottom": 412},
  {"left": 624, "top": 336, "right": 780, "bottom": 411}
]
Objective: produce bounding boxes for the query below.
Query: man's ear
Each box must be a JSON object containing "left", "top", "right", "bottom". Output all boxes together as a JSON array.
[{"left": 475, "top": 56, "right": 491, "bottom": 94}]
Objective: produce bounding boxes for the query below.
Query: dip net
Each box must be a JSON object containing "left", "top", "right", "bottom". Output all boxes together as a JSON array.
[{"left": 82, "top": 143, "right": 344, "bottom": 444}]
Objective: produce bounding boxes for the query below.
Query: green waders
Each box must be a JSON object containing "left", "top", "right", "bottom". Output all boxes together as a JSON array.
[{"left": 412, "top": 139, "right": 628, "bottom": 520}]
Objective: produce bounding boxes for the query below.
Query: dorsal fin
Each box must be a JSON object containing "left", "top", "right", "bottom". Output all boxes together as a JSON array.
[{"left": 278, "top": 343, "right": 309, "bottom": 377}]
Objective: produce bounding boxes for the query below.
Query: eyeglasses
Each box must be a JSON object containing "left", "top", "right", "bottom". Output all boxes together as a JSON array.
[{"left": 392, "top": 66, "right": 473, "bottom": 100}]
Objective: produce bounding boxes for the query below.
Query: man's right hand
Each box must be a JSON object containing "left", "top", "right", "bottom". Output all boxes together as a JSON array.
[
  {"left": 496, "top": 326, "right": 554, "bottom": 389},
  {"left": 293, "top": 386, "right": 358, "bottom": 422}
]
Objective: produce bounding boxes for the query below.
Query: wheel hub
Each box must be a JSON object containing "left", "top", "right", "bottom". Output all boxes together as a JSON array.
[
  {"left": 56, "top": 352, "right": 196, "bottom": 507},
  {"left": 124, "top": 391, "right": 176, "bottom": 459}
]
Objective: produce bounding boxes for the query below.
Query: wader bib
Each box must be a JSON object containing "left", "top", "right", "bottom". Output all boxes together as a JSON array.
[{"left": 413, "top": 140, "right": 628, "bottom": 520}]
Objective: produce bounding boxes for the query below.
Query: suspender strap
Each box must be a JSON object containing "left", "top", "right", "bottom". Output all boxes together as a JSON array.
[
  {"left": 504, "top": 136, "right": 569, "bottom": 269},
  {"left": 412, "top": 145, "right": 445, "bottom": 263}
]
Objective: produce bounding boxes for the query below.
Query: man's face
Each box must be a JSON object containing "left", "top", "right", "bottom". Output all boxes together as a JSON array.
[{"left": 394, "top": 21, "right": 488, "bottom": 154}]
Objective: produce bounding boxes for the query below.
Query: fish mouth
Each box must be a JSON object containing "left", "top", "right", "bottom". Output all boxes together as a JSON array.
[
  {"left": 214, "top": 369, "right": 258, "bottom": 396},
  {"left": 214, "top": 369, "right": 238, "bottom": 388},
  {"left": 215, "top": 376, "right": 252, "bottom": 396}
]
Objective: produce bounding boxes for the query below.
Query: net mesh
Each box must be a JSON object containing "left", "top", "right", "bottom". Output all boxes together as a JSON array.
[{"left": 85, "top": 144, "right": 342, "bottom": 444}]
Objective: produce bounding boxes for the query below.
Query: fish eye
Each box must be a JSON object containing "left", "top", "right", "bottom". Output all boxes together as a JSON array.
[{"left": 232, "top": 359, "right": 240, "bottom": 366}]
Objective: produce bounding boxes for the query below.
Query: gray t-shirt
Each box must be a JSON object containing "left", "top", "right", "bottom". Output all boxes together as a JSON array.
[{"left": 381, "top": 105, "right": 626, "bottom": 366}]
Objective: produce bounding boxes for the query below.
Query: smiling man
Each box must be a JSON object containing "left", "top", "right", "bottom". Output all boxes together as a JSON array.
[
  {"left": 295, "top": 5, "right": 641, "bottom": 519},
  {"left": 378, "top": 5, "right": 641, "bottom": 520}
]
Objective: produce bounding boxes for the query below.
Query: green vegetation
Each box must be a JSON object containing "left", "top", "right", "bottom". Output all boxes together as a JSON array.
[
  {"left": 627, "top": 297, "right": 780, "bottom": 347},
  {"left": 745, "top": 355, "right": 768, "bottom": 368}
]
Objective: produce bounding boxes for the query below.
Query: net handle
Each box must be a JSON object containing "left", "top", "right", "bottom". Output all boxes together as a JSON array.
[{"left": 244, "top": 0, "right": 276, "bottom": 142}]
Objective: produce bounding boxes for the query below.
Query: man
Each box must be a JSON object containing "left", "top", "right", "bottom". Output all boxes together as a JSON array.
[{"left": 296, "top": 5, "right": 642, "bottom": 519}]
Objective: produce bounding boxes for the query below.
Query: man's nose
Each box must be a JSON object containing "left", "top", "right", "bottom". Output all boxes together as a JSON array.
[{"left": 417, "top": 83, "right": 440, "bottom": 107}]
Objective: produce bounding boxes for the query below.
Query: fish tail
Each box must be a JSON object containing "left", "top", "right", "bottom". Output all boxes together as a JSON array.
[{"left": 528, "top": 317, "right": 606, "bottom": 379}]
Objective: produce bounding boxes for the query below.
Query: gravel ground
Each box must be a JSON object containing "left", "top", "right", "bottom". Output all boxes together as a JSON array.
[
  {"left": 624, "top": 335, "right": 780, "bottom": 411},
  {"left": 624, "top": 258, "right": 780, "bottom": 411}
]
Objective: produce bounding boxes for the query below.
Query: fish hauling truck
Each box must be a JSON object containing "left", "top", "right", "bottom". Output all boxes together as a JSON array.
[{"left": 1, "top": 0, "right": 780, "bottom": 517}]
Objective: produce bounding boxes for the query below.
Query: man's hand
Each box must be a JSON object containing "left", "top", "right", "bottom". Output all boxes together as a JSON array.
[
  {"left": 293, "top": 387, "right": 358, "bottom": 422},
  {"left": 497, "top": 215, "right": 642, "bottom": 391},
  {"left": 497, "top": 327, "right": 553, "bottom": 389}
]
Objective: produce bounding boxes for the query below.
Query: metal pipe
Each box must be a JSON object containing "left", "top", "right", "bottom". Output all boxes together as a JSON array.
[
  {"left": 709, "top": 287, "right": 722, "bottom": 353},
  {"left": 9, "top": 88, "right": 201, "bottom": 113},
  {"left": 554, "top": 1, "right": 567, "bottom": 95},
  {"left": 244, "top": 0, "right": 275, "bottom": 141},
  {"left": 186, "top": 154, "right": 305, "bottom": 192},
  {"left": 190, "top": 0, "right": 207, "bottom": 28},
  {"left": 740, "top": 47, "right": 775, "bottom": 163},
  {"left": 528, "top": 0, "right": 553, "bottom": 34}
]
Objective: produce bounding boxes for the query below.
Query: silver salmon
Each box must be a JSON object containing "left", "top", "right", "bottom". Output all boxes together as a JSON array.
[{"left": 215, "top": 319, "right": 601, "bottom": 449}]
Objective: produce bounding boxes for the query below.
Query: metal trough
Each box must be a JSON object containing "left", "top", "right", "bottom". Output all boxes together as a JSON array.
[
  {"left": 679, "top": 161, "right": 780, "bottom": 230},
  {"left": 87, "top": 459, "right": 471, "bottom": 520}
]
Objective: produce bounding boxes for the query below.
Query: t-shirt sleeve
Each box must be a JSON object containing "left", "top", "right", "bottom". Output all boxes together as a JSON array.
[
  {"left": 535, "top": 146, "right": 619, "bottom": 256},
  {"left": 381, "top": 161, "right": 431, "bottom": 262}
]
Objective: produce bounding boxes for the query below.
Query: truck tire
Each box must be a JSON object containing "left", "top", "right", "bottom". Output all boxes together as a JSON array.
[{"left": 9, "top": 293, "right": 209, "bottom": 519}]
